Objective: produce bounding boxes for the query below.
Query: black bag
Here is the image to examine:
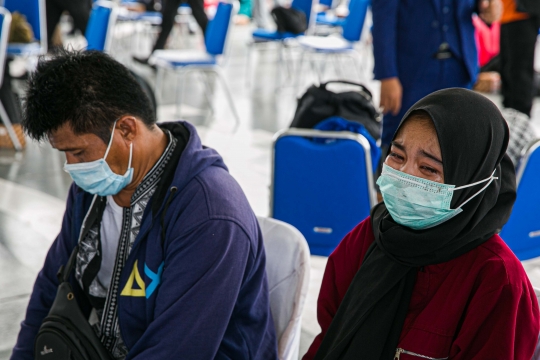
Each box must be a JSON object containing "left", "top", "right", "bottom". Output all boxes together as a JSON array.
[
  {"left": 290, "top": 80, "right": 382, "bottom": 140},
  {"left": 271, "top": 6, "right": 307, "bottom": 34},
  {"left": 129, "top": 69, "right": 157, "bottom": 120},
  {"left": 35, "top": 197, "right": 112, "bottom": 360}
]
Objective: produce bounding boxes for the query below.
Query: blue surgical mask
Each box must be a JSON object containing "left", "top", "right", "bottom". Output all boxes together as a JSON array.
[
  {"left": 64, "top": 123, "right": 134, "bottom": 196},
  {"left": 376, "top": 164, "right": 498, "bottom": 230}
]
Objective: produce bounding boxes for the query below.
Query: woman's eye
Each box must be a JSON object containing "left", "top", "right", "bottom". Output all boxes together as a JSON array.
[
  {"left": 389, "top": 152, "right": 404, "bottom": 161},
  {"left": 422, "top": 166, "right": 437, "bottom": 174}
]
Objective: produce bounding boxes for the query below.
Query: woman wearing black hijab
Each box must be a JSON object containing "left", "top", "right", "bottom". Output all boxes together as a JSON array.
[{"left": 303, "top": 88, "right": 540, "bottom": 360}]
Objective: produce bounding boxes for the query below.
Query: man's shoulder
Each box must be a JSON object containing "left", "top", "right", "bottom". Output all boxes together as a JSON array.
[{"left": 172, "top": 165, "right": 259, "bottom": 241}]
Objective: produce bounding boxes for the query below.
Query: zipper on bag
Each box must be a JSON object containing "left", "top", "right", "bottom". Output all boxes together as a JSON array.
[{"left": 394, "top": 348, "right": 449, "bottom": 360}]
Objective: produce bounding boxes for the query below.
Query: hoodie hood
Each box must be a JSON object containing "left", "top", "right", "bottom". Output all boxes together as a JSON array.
[{"left": 158, "top": 121, "right": 228, "bottom": 193}]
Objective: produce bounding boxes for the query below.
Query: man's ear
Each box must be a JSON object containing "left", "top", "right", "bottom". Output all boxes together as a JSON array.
[{"left": 116, "top": 116, "right": 138, "bottom": 142}]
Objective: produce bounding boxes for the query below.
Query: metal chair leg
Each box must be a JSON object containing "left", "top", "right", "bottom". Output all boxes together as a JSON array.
[
  {"left": 294, "top": 50, "right": 306, "bottom": 92},
  {"left": 0, "top": 101, "right": 22, "bottom": 151},
  {"left": 175, "top": 69, "right": 187, "bottom": 119},
  {"left": 282, "top": 43, "right": 294, "bottom": 81},
  {"left": 155, "top": 67, "right": 165, "bottom": 103},
  {"left": 276, "top": 42, "right": 285, "bottom": 90},
  {"left": 213, "top": 68, "right": 241, "bottom": 131},
  {"left": 198, "top": 71, "right": 216, "bottom": 125},
  {"left": 334, "top": 55, "right": 344, "bottom": 79},
  {"left": 246, "top": 41, "right": 254, "bottom": 88},
  {"left": 308, "top": 56, "right": 320, "bottom": 84}
]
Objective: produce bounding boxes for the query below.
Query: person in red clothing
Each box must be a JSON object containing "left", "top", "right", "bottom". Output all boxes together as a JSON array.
[{"left": 304, "top": 88, "right": 540, "bottom": 360}]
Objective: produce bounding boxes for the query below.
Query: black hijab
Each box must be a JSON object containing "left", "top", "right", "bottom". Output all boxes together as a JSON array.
[{"left": 314, "top": 88, "right": 517, "bottom": 360}]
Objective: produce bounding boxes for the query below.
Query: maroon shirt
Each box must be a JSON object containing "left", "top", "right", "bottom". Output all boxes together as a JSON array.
[{"left": 304, "top": 217, "right": 540, "bottom": 360}]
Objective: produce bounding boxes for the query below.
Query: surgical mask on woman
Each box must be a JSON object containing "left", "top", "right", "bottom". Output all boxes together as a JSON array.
[
  {"left": 63, "top": 122, "right": 133, "bottom": 196},
  {"left": 377, "top": 164, "right": 498, "bottom": 230}
]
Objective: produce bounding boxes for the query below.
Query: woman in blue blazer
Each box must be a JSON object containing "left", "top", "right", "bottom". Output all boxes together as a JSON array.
[{"left": 373, "top": 0, "right": 502, "bottom": 146}]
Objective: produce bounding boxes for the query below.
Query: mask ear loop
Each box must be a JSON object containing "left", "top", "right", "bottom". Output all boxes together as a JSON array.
[
  {"left": 127, "top": 142, "right": 133, "bottom": 170},
  {"left": 451, "top": 169, "right": 498, "bottom": 209},
  {"left": 104, "top": 120, "right": 118, "bottom": 161}
]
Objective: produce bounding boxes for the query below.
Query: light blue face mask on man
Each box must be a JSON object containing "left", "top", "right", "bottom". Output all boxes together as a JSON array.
[
  {"left": 63, "top": 123, "right": 133, "bottom": 196},
  {"left": 376, "top": 164, "right": 498, "bottom": 230}
]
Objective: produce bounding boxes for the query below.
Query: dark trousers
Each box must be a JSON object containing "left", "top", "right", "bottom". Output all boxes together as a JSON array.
[
  {"left": 46, "top": 0, "right": 92, "bottom": 49},
  {"left": 152, "top": 0, "right": 208, "bottom": 52},
  {"left": 500, "top": 17, "right": 539, "bottom": 117}
]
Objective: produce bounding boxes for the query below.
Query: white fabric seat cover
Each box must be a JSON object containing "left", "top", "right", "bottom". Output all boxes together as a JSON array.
[
  {"left": 298, "top": 35, "right": 353, "bottom": 52},
  {"left": 149, "top": 49, "right": 216, "bottom": 68},
  {"left": 258, "top": 216, "right": 310, "bottom": 360}
]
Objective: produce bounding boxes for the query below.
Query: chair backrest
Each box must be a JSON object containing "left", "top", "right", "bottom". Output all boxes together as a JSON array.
[
  {"left": 342, "top": 0, "right": 369, "bottom": 42},
  {"left": 257, "top": 216, "right": 310, "bottom": 360},
  {"left": 500, "top": 139, "right": 540, "bottom": 260},
  {"left": 291, "top": 0, "right": 315, "bottom": 28},
  {"left": 0, "top": 8, "right": 10, "bottom": 86},
  {"left": 85, "top": 1, "right": 117, "bottom": 53},
  {"left": 205, "top": 2, "right": 233, "bottom": 56},
  {"left": 318, "top": 0, "right": 333, "bottom": 8},
  {"left": 271, "top": 128, "right": 376, "bottom": 256},
  {"left": 3, "top": 0, "right": 46, "bottom": 51}
]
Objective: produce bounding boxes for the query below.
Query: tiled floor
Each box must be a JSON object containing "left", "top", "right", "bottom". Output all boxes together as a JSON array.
[{"left": 1, "top": 17, "right": 540, "bottom": 359}]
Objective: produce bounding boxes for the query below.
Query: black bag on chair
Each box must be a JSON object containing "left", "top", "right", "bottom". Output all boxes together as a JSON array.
[
  {"left": 35, "top": 197, "right": 112, "bottom": 360},
  {"left": 271, "top": 6, "right": 307, "bottom": 34},
  {"left": 290, "top": 80, "right": 382, "bottom": 140}
]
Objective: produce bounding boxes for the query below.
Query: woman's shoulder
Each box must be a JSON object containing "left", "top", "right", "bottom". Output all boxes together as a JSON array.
[
  {"left": 329, "top": 217, "right": 375, "bottom": 269},
  {"left": 471, "top": 234, "right": 531, "bottom": 290}
]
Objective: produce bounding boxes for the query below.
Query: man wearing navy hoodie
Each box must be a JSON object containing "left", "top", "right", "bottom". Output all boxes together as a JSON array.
[{"left": 11, "top": 50, "right": 278, "bottom": 359}]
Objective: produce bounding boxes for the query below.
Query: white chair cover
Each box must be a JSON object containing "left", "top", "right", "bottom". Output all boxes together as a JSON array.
[{"left": 258, "top": 216, "right": 311, "bottom": 360}]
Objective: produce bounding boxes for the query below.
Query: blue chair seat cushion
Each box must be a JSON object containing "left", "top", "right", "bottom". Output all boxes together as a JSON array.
[
  {"left": 149, "top": 50, "right": 217, "bottom": 68},
  {"left": 252, "top": 28, "right": 299, "bottom": 41},
  {"left": 298, "top": 35, "right": 353, "bottom": 52},
  {"left": 117, "top": 10, "right": 162, "bottom": 24},
  {"left": 7, "top": 42, "right": 42, "bottom": 56},
  {"left": 316, "top": 13, "right": 346, "bottom": 27}
]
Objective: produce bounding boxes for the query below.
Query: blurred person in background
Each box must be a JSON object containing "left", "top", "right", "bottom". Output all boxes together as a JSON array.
[
  {"left": 133, "top": 0, "right": 208, "bottom": 65},
  {"left": 235, "top": 0, "right": 253, "bottom": 25},
  {"left": 500, "top": 0, "right": 539, "bottom": 117},
  {"left": 46, "top": 0, "right": 92, "bottom": 50},
  {"left": 373, "top": 0, "right": 502, "bottom": 150}
]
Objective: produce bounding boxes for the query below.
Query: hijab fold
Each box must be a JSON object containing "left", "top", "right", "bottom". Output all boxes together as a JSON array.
[{"left": 314, "top": 89, "right": 517, "bottom": 360}]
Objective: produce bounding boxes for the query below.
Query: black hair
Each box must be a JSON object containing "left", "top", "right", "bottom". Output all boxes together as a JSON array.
[{"left": 23, "top": 49, "right": 156, "bottom": 143}]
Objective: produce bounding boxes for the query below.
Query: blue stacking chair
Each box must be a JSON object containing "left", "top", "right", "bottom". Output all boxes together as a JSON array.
[
  {"left": 318, "top": 0, "right": 333, "bottom": 8},
  {"left": 500, "top": 140, "right": 540, "bottom": 261},
  {"left": 116, "top": 1, "right": 193, "bottom": 25},
  {"left": 86, "top": 1, "right": 118, "bottom": 53},
  {"left": 0, "top": 7, "right": 22, "bottom": 150},
  {"left": 295, "top": 0, "right": 369, "bottom": 84},
  {"left": 149, "top": 2, "right": 240, "bottom": 129},
  {"left": 246, "top": 0, "right": 315, "bottom": 88},
  {"left": 271, "top": 128, "right": 377, "bottom": 256},
  {"left": 316, "top": 13, "right": 346, "bottom": 27},
  {"left": 3, "top": 0, "right": 47, "bottom": 55},
  {"left": 251, "top": 0, "right": 315, "bottom": 41},
  {"left": 315, "top": 0, "right": 347, "bottom": 28}
]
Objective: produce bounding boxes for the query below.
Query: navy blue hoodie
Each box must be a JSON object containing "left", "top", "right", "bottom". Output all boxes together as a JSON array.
[{"left": 12, "top": 122, "right": 278, "bottom": 359}]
